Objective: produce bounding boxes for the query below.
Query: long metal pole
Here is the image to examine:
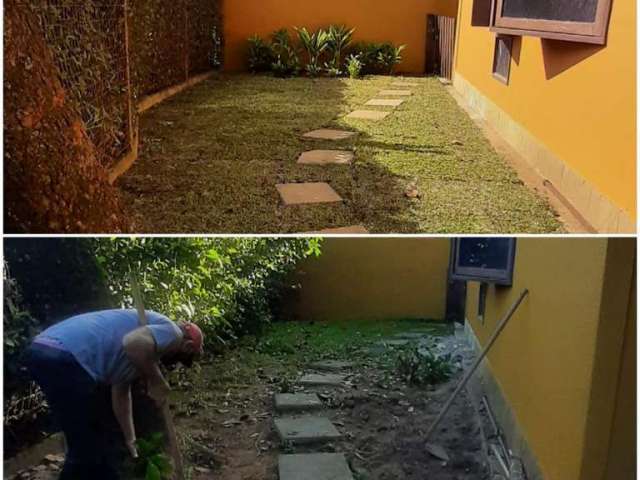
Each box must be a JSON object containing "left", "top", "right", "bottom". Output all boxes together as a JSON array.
[{"left": 425, "top": 289, "right": 529, "bottom": 442}]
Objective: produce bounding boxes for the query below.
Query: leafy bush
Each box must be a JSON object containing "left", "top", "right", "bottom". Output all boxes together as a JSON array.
[
  {"left": 349, "top": 42, "right": 406, "bottom": 75},
  {"left": 396, "top": 346, "right": 452, "bottom": 386},
  {"left": 94, "top": 238, "right": 322, "bottom": 348},
  {"left": 377, "top": 44, "right": 406, "bottom": 74},
  {"left": 247, "top": 35, "right": 274, "bottom": 73},
  {"left": 346, "top": 54, "right": 363, "bottom": 79},
  {"left": 133, "top": 433, "right": 173, "bottom": 480},
  {"left": 325, "top": 25, "right": 355, "bottom": 75},
  {"left": 296, "top": 27, "right": 330, "bottom": 77},
  {"left": 270, "top": 29, "right": 301, "bottom": 77}
]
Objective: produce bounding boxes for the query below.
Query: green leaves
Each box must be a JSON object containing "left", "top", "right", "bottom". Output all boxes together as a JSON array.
[
  {"left": 95, "top": 238, "right": 322, "bottom": 349},
  {"left": 295, "top": 27, "right": 330, "bottom": 76}
]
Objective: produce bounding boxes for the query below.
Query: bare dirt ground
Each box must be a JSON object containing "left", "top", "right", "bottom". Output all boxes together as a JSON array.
[
  {"left": 7, "top": 321, "right": 492, "bottom": 480},
  {"left": 175, "top": 328, "right": 490, "bottom": 480}
]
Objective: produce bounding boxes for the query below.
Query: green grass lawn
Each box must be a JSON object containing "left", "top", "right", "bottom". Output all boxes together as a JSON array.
[{"left": 120, "top": 74, "right": 562, "bottom": 233}]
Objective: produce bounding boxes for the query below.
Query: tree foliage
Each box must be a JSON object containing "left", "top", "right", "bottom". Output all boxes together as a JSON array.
[{"left": 94, "top": 238, "right": 322, "bottom": 347}]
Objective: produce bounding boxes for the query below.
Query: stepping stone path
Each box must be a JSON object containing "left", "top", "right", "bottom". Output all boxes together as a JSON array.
[
  {"left": 365, "top": 98, "right": 405, "bottom": 107},
  {"left": 275, "top": 393, "right": 323, "bottom": 413},
  {"left": 299, "top": 372, "right": 346, "bottom": 387},
  {"left": 392, "top": 81, "right": 420, "bottom": 87},
  {"left": 374, "top": 339, "right": 410, "bottom": 348},
  {"left": 279, "top": 453, "right": 354, "bottom": 480},
  {"left": 309, "top": 360, "right": 354, "bottom": 372},
  {"left": 346, "top": 110, "right": 390, "bottom": 121},
  {"left": 393, "top": 332, "right": 431, "bottom": 340},
  {"left": 273, "top": 360, "right": 356, "bottom": 478},
  {"left": 303, "top": 129, "right": 358, "bottom": 140},
  {"left": 378, "top": 89, "right": 413, "bottom": 96},
  {"left": 275, "top": 416, "right": 342, "bottom": 445},
  {"left": 297, "top": 150, "right": 354, "bottom": 165},
  {"left": 286, "top": 81, "right": 416, "bottom": 232},
  {"left": 276, "top": 183, "right": 343, "bottom": 205}
]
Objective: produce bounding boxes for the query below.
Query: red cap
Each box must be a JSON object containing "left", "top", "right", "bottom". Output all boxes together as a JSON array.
[{"left": 183, "top": 322, "right": 204, "bottom": 354}]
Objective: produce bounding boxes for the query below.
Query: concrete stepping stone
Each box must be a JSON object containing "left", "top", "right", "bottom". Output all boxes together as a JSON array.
[
  {"left": 392, "top": 81, "right": 419, "bottom": 87},
  {"left": 276, "top": 183, "right": 343, "bottom": 205},
  {"left": 393, "top": 332, "right": 431, "bottom": 340},
  {"left": 315, "top": 225, "right": 369, "bottom": 234},
  {"left": 279, "top": 453, "right": 354, "bottom": 480},
  {"left": 274, "top": 417, "right": 342, "bottom": 445},
  {"left": 365, "top": 98, "right": 405, "bottom": 107},
  {"left": 275, "top": 393, "right": 323, "bottom": 413},
  {"left": 299, "top": 373, "right": 346, "bottom": 387},
  {"left": 374, "top": 339, "right": 410, "bottom": 347},
  {"left": 346, "top": 110, "right": 390, "bottom": 121},
  {"left": 378, "top": 89, "right": 413, "bottom": 96},
  {"left": 309, "top": 360, "right": 354, "bottom": 372},
  {"left": 303, "top": 129, "right": 358, "bottom": 140},
  {"left": 297, "top": 150, "right": 354, "bottom": 165}
]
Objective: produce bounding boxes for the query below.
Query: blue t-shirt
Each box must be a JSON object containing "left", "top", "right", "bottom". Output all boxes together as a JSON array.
[{"left": 35, "top": 309, "right": 182, "bottom": 385}]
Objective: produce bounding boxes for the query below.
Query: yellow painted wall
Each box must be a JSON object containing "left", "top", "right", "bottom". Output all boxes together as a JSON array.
[
  {"left": 453, "top": 0, "right": 636, "bottom": 221},
  {"left": 466, "top": 238, "right": 635, "bottom": 480},
  {"left": 288, "top": 238, "right": 450, "bottom": 321},
  {"left": 223, "top": 0, "right": 458, "bottom": 73}
]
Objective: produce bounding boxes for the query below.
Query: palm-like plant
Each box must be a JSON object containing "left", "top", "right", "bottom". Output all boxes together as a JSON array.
[
  {"left": 326, "top": 25, "right": 355, "bottom": 73},
  {"left": 296, "top": 27, "right": 330, "bottom": 76}
]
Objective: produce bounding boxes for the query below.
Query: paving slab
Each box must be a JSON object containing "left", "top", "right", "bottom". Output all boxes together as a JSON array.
[
  {"left": 303, "top": 129, "right": 358, "bottom": 140},
  {"left": 315, "top": 225, "right": 369, "bottom": 234},
  {"left": 299, "top": 373, "right": 346, "bottom": 387},
  {"left": 393, "top": 332, "right": 431, "bottom": 340},
  {"left": 378, "top": 89, "right": 413, "bottom": 96},
  {"left": 375, "top": 339, "right": 410, "bottom": 347},
  {"left": 391, "top": 81, "right": 420, "bottom": 87},
  {"left": 276, "top": 183, "right": 343, "bottom": 205},
  {"left": 274, "top": 417, "right": 342, "bottom": 445},
  {"left": 275, "top": 393, "right": 323, "bottom": 413},
  {"left": 365, "top": 98, "right": 405, "bottom": 107},
  {"left": 309, "top": 360, "right": 354, "bottom": 372},
  {"left": 279, "top": 453, "right": 354, "bottom": 480},
  {"left": 297, "top": 150, "right": 354, "bottom": 165},
  {"left": 345, "top": 110, "right": 390, "bottom": 121}
]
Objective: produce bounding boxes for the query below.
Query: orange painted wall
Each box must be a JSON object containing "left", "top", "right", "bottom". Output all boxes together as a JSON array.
[
  {"left": 223, "top": 0, "right": 459, "bottom": 73},
  {"left": 454, "top": 0, "right": 637, "bottom": 220}
]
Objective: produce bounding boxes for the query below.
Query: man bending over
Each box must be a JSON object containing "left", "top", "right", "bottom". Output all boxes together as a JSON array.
[{"left": 26, "top": 309, "right": 204, "bottom": 479}]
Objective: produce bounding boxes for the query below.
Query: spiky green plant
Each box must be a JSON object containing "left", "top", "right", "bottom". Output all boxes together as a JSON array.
[
  {"left": 325, "top": 25, "right": 355, "bottom": 74},
  {"left": 296, "top": 27, "right": 330, "bottom": 76},
  {"left": 346, "top": 54, "right": 363, "bottom": 79},
  {"left": 270, "top": 29, "right": 300, "bottom": 77}
]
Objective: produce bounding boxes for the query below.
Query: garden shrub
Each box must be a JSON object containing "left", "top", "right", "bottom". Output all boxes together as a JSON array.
[
  {"left": 346, "top": 54, "right": 363, "bottom": 79},
  {"left": 247, "top": 35, "right": 275, "bottom": 73},
  {"left": 396, "top": 345, "right": 452, "bottom": 386},
  {"left": 349, "top": 41, "right": 406, "bottom": 74},
  {"left": 94, "top": 237, "right": 322, "bottom": 346},
  {"left": 246, "top": 26, "right": 405, "bottom": 78},
  {"left": 269, "top": 29, "right": 301, "bottom": 77}
]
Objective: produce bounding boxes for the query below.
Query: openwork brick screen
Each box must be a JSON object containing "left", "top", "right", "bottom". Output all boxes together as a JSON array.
[
  {"left": 31, "top": 1, "right": 131, "bottom": 168},
  {"left": 27, "top": 0, "right": 222, "bottom": 169}
]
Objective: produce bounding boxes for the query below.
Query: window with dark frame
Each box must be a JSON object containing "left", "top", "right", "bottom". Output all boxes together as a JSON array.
[
  {"left": 492, "top": 35, "right": 513, "bottom": 84},
  {"left": 449, "top": 238, "right": 517, "bottom": 286},
  {"left": 491, "top": 0, "right": 613, "bottom": 45}
]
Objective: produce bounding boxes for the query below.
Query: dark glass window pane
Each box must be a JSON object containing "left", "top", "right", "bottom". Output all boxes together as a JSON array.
[
  {"left": 502, "top": 0, "right": 598, "bottom": 23},
  {"left": 458, "top": 238, "right": 511, "bottom": 270}
]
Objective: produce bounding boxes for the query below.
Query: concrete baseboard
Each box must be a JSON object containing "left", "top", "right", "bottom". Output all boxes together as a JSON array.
[
  {"left": 452, "top": 74, "right": 635, "bottom": 234},
  {"left": 463, "top": 320, "right": 545, "bottom": 480}
]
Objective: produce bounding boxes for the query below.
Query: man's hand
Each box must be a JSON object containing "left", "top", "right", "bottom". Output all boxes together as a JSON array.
[
  {"left": 126, "top": 438, "right": 139, "bottom": 458},
  {"left": 147, "top": 378, "right": 171, "bottom": 407}
]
